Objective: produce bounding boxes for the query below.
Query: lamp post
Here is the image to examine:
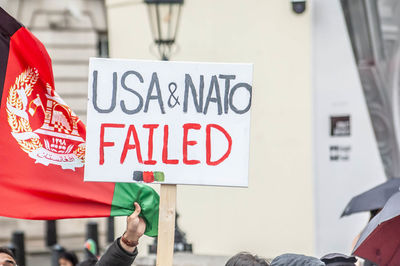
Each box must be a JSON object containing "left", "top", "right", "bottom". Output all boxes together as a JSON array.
[
  {"left": 144, "top": 0, "right": 183, "bottom": 60},
  {"left": 144, "top": 0, "right": 192, "bottom": 254}
]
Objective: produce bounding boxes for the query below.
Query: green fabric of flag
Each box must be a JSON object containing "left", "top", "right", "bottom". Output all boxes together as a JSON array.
[{"left": 111, "top": 183, "right": 159, "bottom": 237}]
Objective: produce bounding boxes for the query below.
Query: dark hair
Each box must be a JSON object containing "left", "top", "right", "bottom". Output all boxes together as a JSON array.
[
  {"left": 77, "top": 258, "right": 97, "bottom": 266},
  {"left": 369, "top": 209, "right": 382, "bottom": 221},
  {"left": 225, "top": 252, "right": 269, "bottom": 266},
  {"left": 320, "top": 253, "right": 357, "bottom": 266},
  {"left": 0, "top": 247, "right": 15, "bottom": 259},
  {"left": 59, "top": 251, "right": 79, "bottom": 266}
]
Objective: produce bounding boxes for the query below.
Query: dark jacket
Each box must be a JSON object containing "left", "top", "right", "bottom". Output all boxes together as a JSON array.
[{"left": 78, "top": 238, "right": 138, "bottom": 266}]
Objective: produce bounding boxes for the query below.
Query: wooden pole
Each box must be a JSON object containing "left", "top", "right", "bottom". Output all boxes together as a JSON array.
[{"left": 156, "top": 184, "right": 177, "bottom": 266}]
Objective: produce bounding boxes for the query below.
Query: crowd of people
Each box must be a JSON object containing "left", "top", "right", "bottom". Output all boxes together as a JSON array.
[
  {"left": 0, "top": 202, "right": 373, "bottom": 266},
  {"left": 0, "top": 202, "right": 144, "bottom": 266},
  {"left": 0, "top": 246, "right": 368, "bottom": 266}
]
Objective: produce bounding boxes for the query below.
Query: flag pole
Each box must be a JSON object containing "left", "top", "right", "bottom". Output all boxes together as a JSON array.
[{"left": 156, "top": 184, "right": 177, "bottom": 266}]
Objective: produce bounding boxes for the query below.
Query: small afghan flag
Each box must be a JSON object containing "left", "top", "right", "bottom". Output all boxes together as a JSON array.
[{"left": 0, "top": 7, "right": 159, "bottom": 236}]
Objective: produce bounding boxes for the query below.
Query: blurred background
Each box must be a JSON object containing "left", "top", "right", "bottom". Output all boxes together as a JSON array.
[{"left": 1, "top": 0, "right": 398, "bottom": 265}]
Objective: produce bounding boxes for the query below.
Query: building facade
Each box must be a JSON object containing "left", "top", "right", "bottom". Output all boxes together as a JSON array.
[
  {"left": 107, "top": 0, "right": 314, "bottom": 258},
  {"left": 0, "top": 0, "right": 392, "bottom": 261}
]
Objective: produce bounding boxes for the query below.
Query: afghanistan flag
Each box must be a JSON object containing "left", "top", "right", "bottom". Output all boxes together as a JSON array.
[{"left": 0, "top": 7, "right": 159, "bottom": 236}]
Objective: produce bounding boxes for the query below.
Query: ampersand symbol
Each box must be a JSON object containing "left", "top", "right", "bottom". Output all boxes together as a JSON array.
[{"left": 168, "top": 82, "right": 180, "bottom": 108}]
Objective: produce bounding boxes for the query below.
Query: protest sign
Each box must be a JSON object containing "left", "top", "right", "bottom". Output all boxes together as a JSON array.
[{"left": 84, "top": 58, "right": 252, "bottom": 187}]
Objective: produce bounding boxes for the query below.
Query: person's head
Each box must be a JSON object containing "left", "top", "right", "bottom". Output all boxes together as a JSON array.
[
  {"left": 0, "top": 247, "right": 16, "bottom": 266},
  {"left": 270, "top": 253, "right": 324, "bottom": 266},
  {"left": 320, "top": 253, "right": 357, "bottom": 266},
  {"left": 225, "top": 252, "right": 269, "bottom": 266},
  {"left": 58, "top": 251, "right": 78, "bottom": 266}
]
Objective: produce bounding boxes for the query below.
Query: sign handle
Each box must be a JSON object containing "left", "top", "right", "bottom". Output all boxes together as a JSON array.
[{"left": 156, "top": 184, "right": 177, "bottom": 266}]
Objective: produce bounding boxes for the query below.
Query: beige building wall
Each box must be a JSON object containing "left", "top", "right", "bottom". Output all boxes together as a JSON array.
[{"left": 107, "top": 0, "right": 313, "bottom": 258}]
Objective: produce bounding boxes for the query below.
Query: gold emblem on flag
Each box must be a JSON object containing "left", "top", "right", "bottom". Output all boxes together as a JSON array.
[{"left": 6, "top": 68, "right": 85, "bottom": 170}]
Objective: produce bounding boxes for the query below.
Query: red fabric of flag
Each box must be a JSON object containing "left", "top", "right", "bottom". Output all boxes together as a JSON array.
[{"left": 0, "top": 7, "right": 159, "bottom": 236}]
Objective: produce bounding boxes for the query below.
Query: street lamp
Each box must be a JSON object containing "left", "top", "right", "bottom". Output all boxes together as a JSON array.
[
  {"left": 144, "top": 0, "right": 192, "bottom": 254},
  {"left": 144, "top": 0, "right": 184, "bottom": 60}
]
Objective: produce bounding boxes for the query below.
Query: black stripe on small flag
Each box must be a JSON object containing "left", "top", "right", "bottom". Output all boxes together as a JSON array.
[{"left": 0, "top": 7, "right": 23, "bottom": 107}]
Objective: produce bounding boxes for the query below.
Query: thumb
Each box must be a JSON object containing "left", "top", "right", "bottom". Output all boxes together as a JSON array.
[{"left": 132, "top": 202, "right": 141, "bottom": 217}]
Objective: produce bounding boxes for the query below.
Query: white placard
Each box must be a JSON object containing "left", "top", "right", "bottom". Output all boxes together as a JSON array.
[{"left": 84, "top": 58, "right": 253, "bottom": 186}]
